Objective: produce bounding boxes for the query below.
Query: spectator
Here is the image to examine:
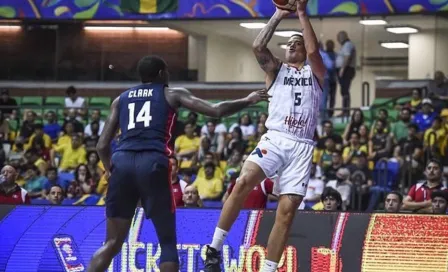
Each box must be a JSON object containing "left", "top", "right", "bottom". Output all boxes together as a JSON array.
[
  {"left": 24, "top": 148, "right": 48, "bottom": 176},
  {"left": 0, "top": 111, "right": 9, "bottom": 142},
  {"left": 326, "top": 168, "right": 352, "bottom": 210},
  {"left": 66, "top": 181, "right": 82, "bottom": 199},
  {"left": 42, "top": 167, "right": 69, "bottom": 198},
  {"left": 314, "top": 138, "right": 337, "bottom": 172},
  {"left": 324, "top": 151, "right": 343, "bottom": 182},
  {"left": 229, "top": 114, "right": 256, "bottom": 140},
  {"left": 246, "top": 122, "right": 267, "bottom": 153},
  {"left": 24, "top": 124, "right": 52, "bottom": 150},
  {"left": 186, "top": 112, "right": 202, "bottom": 136},
  {"left": 56, "top": 122, "right": 76, "bottom": 147},
  {"left": 303, "top": 164, "right": 324, "bottom": 209},
  {"left": 64, "top": 86, "right": 86, "bottom": 119},
  {"left": 182, "top": 185, "right": 201, "bottom": 208},
  {"left": 43, "top": 111, "right": 62, "bottom": 141},
  {"left": 0, "top": 143, "right": 5, "bottom": 168},
  {"left": 336, "top": 31, "right": 356, "bottom": 116},
  {"left": 400, "top": 88, "right": 422, "bottom": 114},
  {"left": 196, "top": 152, "right": 224, "bottom": 182},
  {"left": 347, "top": 152, "right": 372, "bottom": 210},
  {"left": 413, "top": 98, "right": 437, "bottom": 132},
  {"left": 225, "top": 126, "right": 247, "bottom": 158},
  {"left": 325, "top": 39, "right": 338, "bottom": 117},
  {"left": 0, "top": 165, "right": 31, "bottom": 204},
  {"left": 397, "top": 124, "right": 424, "bottom": 171},
  {"left": 317, "top": 120, "right": 343, "bottom": 150},
  {"left": 428, "top": 70, "right": 448, "bottom": 110},
  {"left": 358, "top": 124, "right": 369, "bottom": 146},
  {"left": 384, "top": 191, "right": 403, "bottom": 213},
  {"left": 391, "top": 107, "right": 412, "bottom": 142},
  {"left": 51, "top": 135, "right": 87, "bottom": 172},
  {"left": 84, "top": 121, "right": 100, "bottom": 151},
  {"left": 193, "top": 162, "right": 223, "bottom": 200},
  {"left": 48, "top": 184, "right": 65, "bottom": 205},
  {"left": 175, "top": 122, "right": 200, "bottom": 169},
  {"left": 369, "top": 109, "right": 390, "bottom": 139},
  {"left": 201, "top": 118, "right": 227, "bottom": 136},
  {"left": 320, "top": 187, "right": 343, "bottom": 211},
  {"left": 319, "top": 42, "right": 335, "bottom": 120},
  {"left": 170, "top": 157, "right": 188, "bottom": 207},
  {"left": 201, "top": 120, "right": 225, "bottom": 159},
  {"left": 368, "top": 119, "right": 392, "bottom": 163},
  {"left": 0, "top": 89, "right": 18, "bottom": 118},
  {"left": 17, "top": 110, "right": 36, "bottom": 142},
  {"left": 8, "top": 142, "right": 25, "bottom": 165},
  {"left": 223, "top": 151, "right": 243, "bottom": 186},
  {"left": 342, "top": 132, "right": 367, "bottom": 165},
  {"left": 74, "top": 164, "right": 95, "bottom": 195},
  {"left": 257, "top": 113, "right": 268, "bottom": 126},
  {"left": 342, "top": 109, "right": 364, "bottom": 145},
  {"left": 22, "top": 164, "right": 45, "bottom": 198},
  {"left": 431, "top": 190, "right": 448, "bottom": 214},
  {"left": 84, "top": 109, "right": 105, "bottom": 136},
  {"left": 423, "top": 117, "right": 446, "bottom": 158},
  {"left": 62, "top": 108, "right": 84, "bottom": 134},
  {"left": 86, "top": 151, "right": 103, "bottom": 184},
  {"left": 402, "top": 159, "right": 447, "bottom": 213}
]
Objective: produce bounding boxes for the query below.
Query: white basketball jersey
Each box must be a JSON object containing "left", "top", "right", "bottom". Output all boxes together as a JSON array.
[{"left": 265, "top": 63, "right": 321, "bottom": 144}]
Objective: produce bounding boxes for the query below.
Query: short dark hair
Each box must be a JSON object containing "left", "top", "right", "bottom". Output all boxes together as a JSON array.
[
  {"left": 385, "top": 191, "right": 403, "bottom": 203},
  {"left": 204, "top": 162, "right": 215, "bottom": 169},
  {"left": 321, "top": 187, "right": 342, "bottom": 205},
  {"left": 350, "top": 131, "right": 360, "bottom": 138},
  {"left": 407, "top": 123, "right": 418, "bottom": 131},
  {"left": 66, "top": 86, "right": 76, "bottom": 94},
  {"left": 379, "top": 109, "right": 388, "bottom": 116},
  {"left": 46, "top": 167, "right": 58, "bottom": 175},
  {"left": 322, "top": 120, "right": 333, "bottom": 126},
  {"left": 431, "top": 190, "right": 448, "bottom": 202},
  {"left": 427, "top": 158, "right": 442, "bottom": 169},
  {"left": 49, "top": 184, "right": 65, "bottom": 193},
  {"left": 34, "top": 123, "right": 44, "bottom": 130},
  {"left": 137, "top": 56, "right": 167, "bottom": 83}
]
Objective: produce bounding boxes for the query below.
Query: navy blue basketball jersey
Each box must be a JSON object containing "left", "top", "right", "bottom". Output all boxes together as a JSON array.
[{"left": 115, "top": 83, "right": 177, "bottom": 155}]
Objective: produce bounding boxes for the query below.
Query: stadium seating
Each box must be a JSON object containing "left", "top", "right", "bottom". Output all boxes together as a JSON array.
[{"left": 21, "top": 96, "right": 43, "bottom": 106}]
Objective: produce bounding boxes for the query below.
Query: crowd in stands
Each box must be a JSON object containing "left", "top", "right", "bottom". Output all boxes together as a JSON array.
[{"left": 0, "top": 78, "right": 448, "bottom": 214}]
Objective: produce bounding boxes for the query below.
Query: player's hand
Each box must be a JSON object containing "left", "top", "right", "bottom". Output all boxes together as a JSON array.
[
  {"left": 296, "top": 0, "right": 308, "bottom": 13},
  {"left": 247, "top": 89, "right": 271, "bottom": 104},
  {"left": 275, "top": 7, "right": 294, "bottom": 18}
]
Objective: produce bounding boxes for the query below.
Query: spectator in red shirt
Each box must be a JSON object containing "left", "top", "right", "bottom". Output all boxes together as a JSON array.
[
  {"left": 0, "top": 165, "right": 31, "bottom": 204},
  {"left": 402, "top": 159, "right": 447, "bottom": 213},
  {"left": 170, "top": 157, "right": 187, "bottom": 207}
]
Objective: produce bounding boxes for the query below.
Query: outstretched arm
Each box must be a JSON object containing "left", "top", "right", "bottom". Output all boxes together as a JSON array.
[
  {"left": 253, "top": 9, "right": 290, "bottom": 81},
  {"left": 96, "top": 97, "right": 120, "bottom": 173},
  {"left": 296, "top": 0, "right": 326, "bottom": 84},
  {"left": 170, "top": 88, "right": 270, "bottom": 118}
]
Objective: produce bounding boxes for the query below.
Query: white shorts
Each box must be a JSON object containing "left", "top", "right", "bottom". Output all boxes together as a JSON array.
[{"left": 246, "top": 131, "right": 314, "bottom": 196}]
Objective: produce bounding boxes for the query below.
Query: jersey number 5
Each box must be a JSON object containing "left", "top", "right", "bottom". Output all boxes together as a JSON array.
[
  {"left": 128, "top": 101, "right": 152, "bottom": 130},
  {"left": 294, "top": 92, "right": 302, "bottom": 106}
]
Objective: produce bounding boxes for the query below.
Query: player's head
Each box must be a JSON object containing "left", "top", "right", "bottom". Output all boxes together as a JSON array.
[
  {"left": 285, "top": 34, "right": 306, "bottom": 64},
  {"left": 137, "top": 56, "right": 169, "bottom": 84}
]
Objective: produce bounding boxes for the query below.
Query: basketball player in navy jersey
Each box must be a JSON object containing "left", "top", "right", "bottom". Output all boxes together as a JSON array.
[{"left": 86, "top": 56, "right": 269, "bottom": 272}]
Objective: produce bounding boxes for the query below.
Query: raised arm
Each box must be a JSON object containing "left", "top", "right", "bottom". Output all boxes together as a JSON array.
[
  {"left": 168, "top": 88, "right": 270, "bottom": 118},
  {"left": 297, "top": 0, "right": 326, "bottom": 84},
  {"left": 96, "top": 97, "right": 120, "bottom": 173},
  {"left": 253, "top": 9, "right": 290, "bottom": 82}
]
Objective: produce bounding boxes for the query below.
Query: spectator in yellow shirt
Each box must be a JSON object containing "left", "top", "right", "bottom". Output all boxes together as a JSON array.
[
  {"left": 24, "top": 124, "right": 52, "bottom": 150},
  {"left": 56, "top": 122, "right": 76, "bottom": 148},
  {"left": 342, "top": 132, "right": 368, "bottom": 165},
  {"left": 193, "top": 162, "right": 223, "bottom": 200},
  {"left": 424, "top": 117, "right": 447, "bottom": 156},
  {"left": 51, "top": 135, "right": 87, "bottom": 172},
  {"left": 175, "top": 122, "right": 200, "bottom": 168}
]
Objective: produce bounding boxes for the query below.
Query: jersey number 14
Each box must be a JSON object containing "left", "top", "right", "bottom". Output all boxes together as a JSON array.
[{"left": 128, "top": 101, "right": 152, "bottom": 130}]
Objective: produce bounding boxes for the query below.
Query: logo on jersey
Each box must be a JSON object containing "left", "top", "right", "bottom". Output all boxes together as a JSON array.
[
  {"left": 252, "top": 148, "right": 267, "bottom": 158},
  {"left": 284, "top": 115, "right": 308, "bottom": 129},
  {"left": 283, "top": 76, "right": 313, "bottom": 87}
]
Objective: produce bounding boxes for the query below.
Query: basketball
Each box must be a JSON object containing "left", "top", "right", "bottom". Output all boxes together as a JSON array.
[{"left": 272, "top": 0, "right": 297, "bottom": 11}]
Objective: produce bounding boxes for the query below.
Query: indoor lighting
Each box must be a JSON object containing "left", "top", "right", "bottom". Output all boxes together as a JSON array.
[
  {"left": 84, "top": 26, "right": 134, "bottom": 31},
  {"left": 359, "top": 19, "right": 387, "bottom": 25},
  {"left": 240, "top": 23, "right": 267, "bottom": 29},
  {"left": 274, "top": 30, "right": 302, "bottom": 37},
  {"left": 134, "top": 26, "right": 170, "bottom": 31},
  {"left": 279, "top": 44, "right": 288, "bottom": 49},
  {"left": 380, "top": 42, "right": 409, "bottom": 49},
  {"left": 386, "top": 26, "right": 419, "bottom": 34},
  {"left": 0, "top": 25, "right": 21, "bottom": 30}
]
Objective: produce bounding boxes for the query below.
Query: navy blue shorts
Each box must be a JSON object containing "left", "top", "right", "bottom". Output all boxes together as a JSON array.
[{"left": 106, "top": 151, "right": 174, "bottom": 219}]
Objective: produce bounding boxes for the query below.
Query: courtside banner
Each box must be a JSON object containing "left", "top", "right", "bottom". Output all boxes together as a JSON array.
[{"left": 0, "top": 206, "right": 448, "bottom": 271}]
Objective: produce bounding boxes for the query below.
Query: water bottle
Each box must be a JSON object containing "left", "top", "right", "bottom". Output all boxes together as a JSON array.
[{"left": 0, "top": 175, "right": 6, "bottom": 185}]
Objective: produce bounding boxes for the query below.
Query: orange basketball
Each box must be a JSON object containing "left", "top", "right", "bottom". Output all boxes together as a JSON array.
[{"left": 272, "top": 0, "right": 297, "bottom": 11}]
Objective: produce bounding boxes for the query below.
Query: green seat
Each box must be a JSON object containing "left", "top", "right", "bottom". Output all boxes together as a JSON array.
[
  {"left": 12, "top": 97, "right": 22, "bottom": 105},
  {"left": 100, "top": 110, "right": 110, "bottom": 120},
  {"left": 8, "top": 120, "right": 19, "bottom": 131},
  {"left": 178, "top": 109, "right": 189, "bottom": 121},
  {"left": 388, "top": 110, "right": 399, "bottom": 121},
  {"left": 89, "top": 97, "right": 111, "bottom": 107},
  {"left": 396, "top": 97, "right": 411, "bottom": 105},
  {"left": 21, "top": 96, "right": 43, "bottom": 106},
  {"left": 333, "top": 122, "right": 347, "bottom": 135},
  {"left": 362, "top": 109, "right": 373, "bottom": 122},
  {"left": 372, "top": 98, "right": 393, "bottom": 107},
  {"left": 45, "top": 96, "right": 65, "bottom": 106}
]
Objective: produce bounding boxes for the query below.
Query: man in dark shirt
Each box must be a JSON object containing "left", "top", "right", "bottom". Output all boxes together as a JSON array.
[
  {"left": 0, "top": 89, "right": 18, "bottom": 117},
  {"left": 318, "top": 120, "right": 343, "bottom": 150},
  {"left": 324, "top": 151, "right": 343, "bottom": 182},
  {"left": 19, "top": 111, "right": 36, "bottom": 142}
]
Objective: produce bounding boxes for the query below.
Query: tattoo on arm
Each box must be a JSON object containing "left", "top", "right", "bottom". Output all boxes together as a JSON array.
[{"left": 253, "top": 15, "right": 282, "bottom": 73}]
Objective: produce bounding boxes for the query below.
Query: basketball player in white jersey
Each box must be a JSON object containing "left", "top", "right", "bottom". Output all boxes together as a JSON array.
[{"left": 204, "top": 1, "right": 325, "bottom": 271}]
